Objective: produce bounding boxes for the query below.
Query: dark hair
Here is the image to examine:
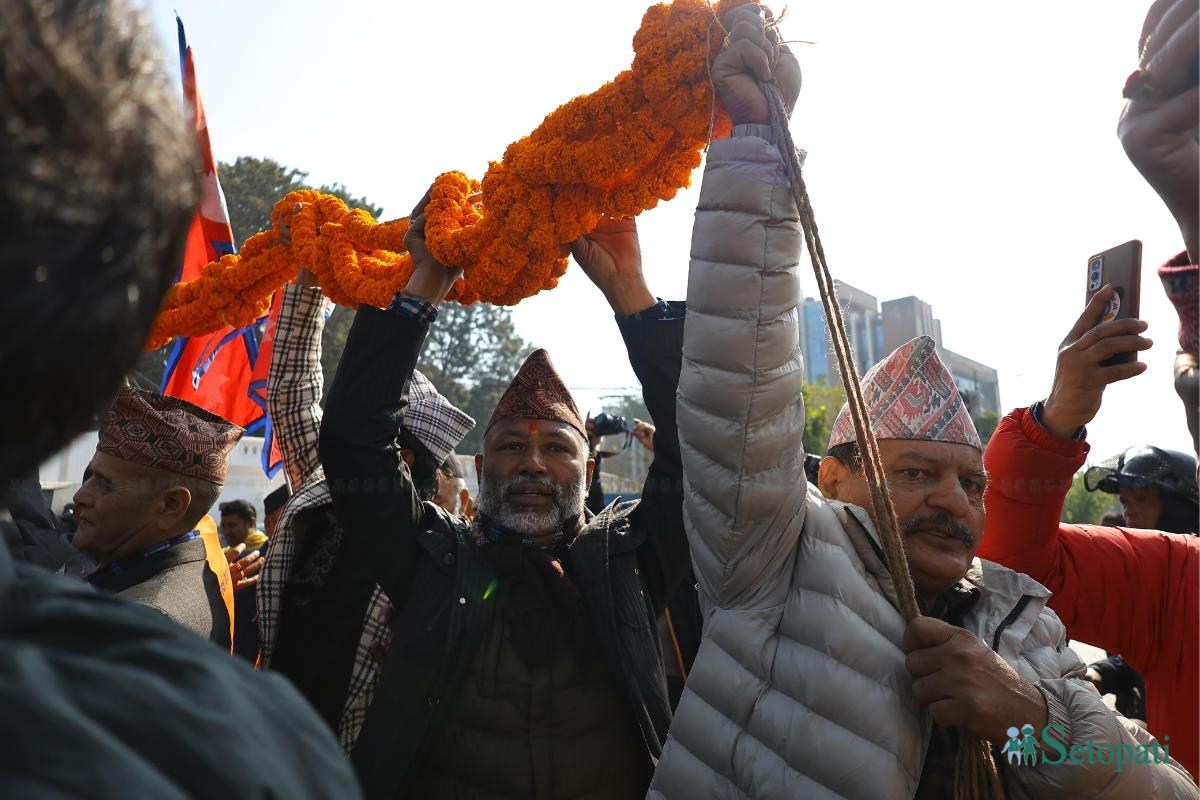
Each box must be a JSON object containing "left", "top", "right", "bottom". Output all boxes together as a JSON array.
[
  {"left": 219, "top": 499, "right": 256, "bottom": 524},
  {"left": 0, "top": 0, "right": 198, "bottom": 486},
  {"left": 826, "top": 442, "right": 863, "bottom": 475},
  {"left": 263, "top": 484, "right": 292, "bottom": 516}
]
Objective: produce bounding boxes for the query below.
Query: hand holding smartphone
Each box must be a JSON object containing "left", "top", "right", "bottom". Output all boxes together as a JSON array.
[{"left": 1085, "top": 240, "right": 1142, "bottom": 366}]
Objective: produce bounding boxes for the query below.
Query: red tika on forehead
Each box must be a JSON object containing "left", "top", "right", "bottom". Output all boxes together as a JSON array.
[
  {"left": 486, "top": 349, "right": 586, "bottom": 439},
  {"left": 827, "top": 336, "right": 982, "bottom": 452}
]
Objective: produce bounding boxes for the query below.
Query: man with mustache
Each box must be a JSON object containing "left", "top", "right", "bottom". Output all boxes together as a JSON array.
[
  {"left": 648, "top": 4, "right": 1194, "bottom": 798},
  {"left": 319, "top": 196, "right": 689, "bottom": 798}
]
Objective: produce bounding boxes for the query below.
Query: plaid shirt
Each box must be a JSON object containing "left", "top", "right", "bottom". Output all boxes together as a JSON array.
[{"left": 257, "top": 285, "right": 404, "bottom": 751}]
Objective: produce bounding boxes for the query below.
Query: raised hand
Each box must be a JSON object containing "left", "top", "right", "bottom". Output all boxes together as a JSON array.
[
  {"left": 631, "top": 419, "right": 656, "bottom": 452},
  {"left": 570, "top": 217, "right": 655, "bottom": 315},
  {"left": 403, "top": 187, "right": 464, "bottom": 305},
  {"left": 279, "top": 202, "right": 320, "bottom": 287},
  {"left": 1119, "top": 0, "right": 1199, "bottom": 262},
  {"left": 225, "top": 543, "right": 264, "bottom": 592},
  {"left": 712, "top": 3, "right": 801, "bottom": 125},
  {"left": 1041, "top": 286, "right": 1153, "bottom": 439}
]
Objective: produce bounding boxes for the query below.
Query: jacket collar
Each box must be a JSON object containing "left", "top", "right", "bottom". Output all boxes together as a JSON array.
[
  {"left": 830, "top": 500, "right": 1051, "bottom": 652},
  {"left": 87, "top": 534, "right": 206, "bottom": 595}
]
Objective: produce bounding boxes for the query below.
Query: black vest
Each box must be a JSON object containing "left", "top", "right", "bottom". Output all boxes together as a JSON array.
[{"left": 351, "top": 501, "right": 671, "bottom": 800}]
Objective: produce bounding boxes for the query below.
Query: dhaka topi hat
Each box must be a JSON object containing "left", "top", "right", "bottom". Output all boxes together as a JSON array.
[
  {"left": 97, "top": 388, "right": 244, "bottom": 484},
  {"left": 828, "top": 336, "right": 981, "bottom": 452},
  {"left": 485, "top": 349, "right": 586, "bottom": 439}
]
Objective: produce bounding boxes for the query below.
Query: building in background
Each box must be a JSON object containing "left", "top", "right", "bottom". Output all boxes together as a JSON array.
[
  {"left": 803, "top": 280, "right": 1001, "bottom": 417},
  {"left": 803, "top": 281, "right": 883, "bottom": 383}
]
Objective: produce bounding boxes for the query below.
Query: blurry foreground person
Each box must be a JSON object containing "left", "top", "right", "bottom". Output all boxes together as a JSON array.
[
  {"left": 0, "top": 1, "right": 360, "bottom": 795},
  {"left": 1119, "top": 0, "right": 1200, "bottom": 450}
]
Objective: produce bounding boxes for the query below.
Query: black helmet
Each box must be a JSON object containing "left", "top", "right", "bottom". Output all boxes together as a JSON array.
[{"left": 1085, "top": 446, "right": 1198, "bottom": 505}]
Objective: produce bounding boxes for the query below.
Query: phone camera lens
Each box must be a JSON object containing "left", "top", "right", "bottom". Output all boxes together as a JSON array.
[{"left": 1089, "top": 257, "right": 1103, "bottom": 272}]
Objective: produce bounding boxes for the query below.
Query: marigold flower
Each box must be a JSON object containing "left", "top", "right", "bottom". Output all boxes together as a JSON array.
[{"left": 147, "top": 0, "right": 749, "bottom": 346}]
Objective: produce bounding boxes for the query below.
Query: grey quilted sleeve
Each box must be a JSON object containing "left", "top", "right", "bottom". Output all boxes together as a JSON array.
[{"left": 677, "top": 131, "right": 808, "bottom": 609}]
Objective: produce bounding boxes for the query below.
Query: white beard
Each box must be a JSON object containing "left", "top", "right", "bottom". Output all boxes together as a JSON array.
[{"left": 477, "top": 471, "right": 587, "bottom": 536}]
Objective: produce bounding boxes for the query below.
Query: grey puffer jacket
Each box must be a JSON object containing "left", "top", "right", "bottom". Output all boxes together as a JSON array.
[{"left": 647, "top": 130, "right": 1196, "bottom": 799}]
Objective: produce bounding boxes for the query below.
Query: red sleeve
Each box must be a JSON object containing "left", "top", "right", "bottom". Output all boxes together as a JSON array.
[
  {"left": 978, "top": 407, "right": 1088, "bottom": 588},
  {"left": 981, "top": 407, "right": 1197, "bottom": 674}
]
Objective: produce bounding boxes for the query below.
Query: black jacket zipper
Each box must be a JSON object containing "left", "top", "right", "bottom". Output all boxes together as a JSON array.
[{"left": 992, "top": 594, "right": 1033, "bottom": 652}]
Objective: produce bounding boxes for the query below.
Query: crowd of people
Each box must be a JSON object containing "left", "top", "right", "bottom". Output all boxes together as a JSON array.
[{"left": 0, "top": 0, "right": 1196, "bottom": 798}]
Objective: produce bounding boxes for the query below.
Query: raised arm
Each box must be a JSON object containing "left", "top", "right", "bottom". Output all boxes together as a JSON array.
[
  {"left": 620, "top": 309, "right": 687, "bottom": 615},
  {"left": 677, "top": 5, "right": 805, "bottom": 609},
  {"left": 267, "top": 274, "right": 328, "bottom": 492},
  {"left": 318, "top": 191, "right": 463, "bottom": 602},
  {"left": 978, "top": 288, "right": 1175, "bottom": 665},
  {"left": 981, "top": 407, "right": 1194, "bottom": 670},
  {"left": 570, "top": 218, "right": 688, "bottom": 615}
]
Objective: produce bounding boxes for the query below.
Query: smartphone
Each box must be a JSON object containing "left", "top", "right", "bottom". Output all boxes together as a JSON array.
[{"left": 1085, "top": 240, "right": 1142, "bottom": 366}]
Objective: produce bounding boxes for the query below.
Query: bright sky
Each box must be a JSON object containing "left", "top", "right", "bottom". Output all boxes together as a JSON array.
[{"left": 144, "top": 0, "right": 1194, "bottom": 464}]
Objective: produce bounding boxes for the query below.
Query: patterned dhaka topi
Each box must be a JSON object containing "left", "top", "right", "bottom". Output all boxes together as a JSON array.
[
  {"left": 828, "top": 335, "right": 982, "bottom": 452},
  {"left": 485, "top": 349, "right": 586, "bottom": 438},
  {"left": 97, "top": 388, "right": 244, "bottom": 484}
]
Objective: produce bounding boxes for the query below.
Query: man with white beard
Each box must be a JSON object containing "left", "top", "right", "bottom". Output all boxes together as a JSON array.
[{"left": 318, "top": 196, "right": 690, "bottom": 800}]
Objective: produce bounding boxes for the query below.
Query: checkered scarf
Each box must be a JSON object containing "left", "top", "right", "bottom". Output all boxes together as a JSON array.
[
  {"left": 407, "top": 371, "right": 475, "bottom": 467},
  {"left": 257, "top": 285, "right": 471, "bottom": 751}
]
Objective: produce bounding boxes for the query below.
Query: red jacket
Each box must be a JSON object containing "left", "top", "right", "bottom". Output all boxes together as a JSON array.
[{"left": 979, "top": 407, "right": 1199, "bottom": 781}]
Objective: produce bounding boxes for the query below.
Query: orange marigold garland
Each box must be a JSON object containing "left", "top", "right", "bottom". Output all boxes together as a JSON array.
[{"left": 147, "top": 0, "right": 753, "bottom": 348}]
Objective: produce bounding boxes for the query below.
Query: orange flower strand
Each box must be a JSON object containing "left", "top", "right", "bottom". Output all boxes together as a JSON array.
[{"left": 149, "top": 0, "right": 751, "bottom": 344}]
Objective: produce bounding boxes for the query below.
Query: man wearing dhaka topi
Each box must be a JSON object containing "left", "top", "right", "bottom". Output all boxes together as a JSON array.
[
  {"left": 317, "top": 188, "right": 691, "bottom": 797},
  {"left": 73, "top": 388, "right": 242, "bottom": 649},
  {"left": 648, "top": 4, "right": 1195, "bottom": 799}
]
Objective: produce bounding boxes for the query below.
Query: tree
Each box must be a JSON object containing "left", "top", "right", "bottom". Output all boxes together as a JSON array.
[
  {"left": 973, "top": 409, "right": 1000, "bottom": 447},
  {"left": 219, "top": 157, "right": 384, "bottom": 247},
  {"left": 416, "top": 304, "right": 532, "bottom": 455},
  {"left": 802, "top": 379, "right": 846, "bottom": 456},
  {"left": 1061, "top": 473, "right": 1116, "bottom": 524},
  {"left": 220, "top": 157, "right": 307, "bottom": 246}
]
